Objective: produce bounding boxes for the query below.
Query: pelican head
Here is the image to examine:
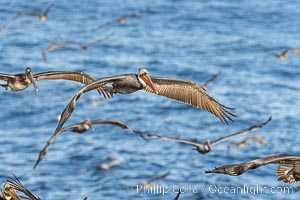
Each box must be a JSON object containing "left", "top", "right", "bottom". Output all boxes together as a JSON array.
[
  {"left": 84, "top": 118, "right": 94, "bottom": 131},
  {"left": 138, "top": 68, "right": 158, "bottom": 94},
  {"left": 25, "top": 67, "right": 39, "bottom": 92}
]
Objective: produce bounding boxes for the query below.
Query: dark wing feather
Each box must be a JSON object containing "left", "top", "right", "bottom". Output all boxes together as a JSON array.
[
  {"left": 92, "top": 9, "right": 150, "bottom": 31},
  {"left": 34, "top": 71, "right": 95, "bottom": 83},
  {"left": 145, "top": 77, "right": 236, "bottom": 123},
  {"left": 202, "top": 71, "right": 221, "bottom": 89},
  {"left": 19, "top": 12, "right": 41, "bottom": 17},
  {"left": 119, "top": 9, "right": 151, "bottom": 21},
  {"left": 7, "top": 175, "right": 41, "bottom": 200},
  {"left": 44, "top": 3, "right": 54, "bottom": 15},
  {"left": 205, "top": 158, "right": 267, "bottom": 176},
  {"left": 90, "top": 119, "right": 144, "bottom": 135},
  {"left": 0, "top": 73, "right": 15, "bottom": 81},
  {"left": 212, "top": 116, "right": 272, "bottom": 145},
  {"left": 33, "top": 123, "right": 82, "bottom": 169},
  {"left": 2, "top": 14, "right": 21, "bottom": 28},
  {"left": 92, "top": 20, "right": 116, "bottom": 31},
  {"left": 205, "top": 155, "right": 300, "bottom": 176},
  {"left": 42, "top": 51, "right": 47, "bottom": 61}
]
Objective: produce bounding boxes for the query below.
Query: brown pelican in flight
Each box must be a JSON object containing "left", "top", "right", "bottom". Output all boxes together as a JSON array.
[
  {"left": 202, "top": 71, "right": 221, "bottom": 89},
  {"left": 137, "top": 172, "right": 170, "bottom": 189},
  {"left": 51, "top": 68, "right": 236, "bottom": 145},
  {"left": 63, "top": 34, "right": 113, "bottom": 51},
  {"left": 205, "top": 154, "right": 300, "bottom": 184},
  {"left": 34, "top": 118, "right": 143, "bottom": 169},
  {"left": 227, "top": 135, "right": 267, "bottom": 154},
  {"left": 1, "top": 175, "right": 41, "bottom": 200},
  {"left": 273, "top": 49, "right": 290, "bottom": 60},
  {"left": 16, "top": 3, "right": 54, "bottom": 22},
  {"left": 92, "top": 9, "right": 151, "bottom": 31},
  {"left": 42, "top": 42, "right": 67, "bottom": 61},
  {"left": 0, "top": 68, "right": 38, "bottom": 92},
  {"left": 140, "top": 116, "right": 271, "bottom": 154}
]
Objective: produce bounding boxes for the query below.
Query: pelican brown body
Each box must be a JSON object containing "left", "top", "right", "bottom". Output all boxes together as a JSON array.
[
  {"left": 34, "top": 118, "right": 143, "bottom": 169},
  {"left": 0, "top": 68, "right": 38, "bottom": 92},
  {"left": 17, "top": 3, "right": 54, "bottom": 21},
  {"left": 205, "top": 154, "right": 300, "bottom": 184}
]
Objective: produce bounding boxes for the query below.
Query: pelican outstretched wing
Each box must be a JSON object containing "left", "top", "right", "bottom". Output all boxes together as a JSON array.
[
  {"left": 33, "top": 122, "right": 84, "bottom": 169},
  {"left": 0, "top": 73, "right": 15, "bottom": 81},
  {"left": 145, "top": 77, "right": 236, "bottom": 123},
  {"left": 34, "top": 71, "right": 111, "bottom": 98},
  {"left": 212, "top": 116, "right": 272, "bottom": 145}
]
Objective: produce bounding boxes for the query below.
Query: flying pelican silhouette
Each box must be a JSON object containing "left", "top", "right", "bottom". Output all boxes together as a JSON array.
[
  {"left": 273, "top": 49, "right": 289, "bottom": 60},
  {"left": 0, "top": 68, "right": 38, "bottom": 92},
  {"left": 51, "top": 68, "right": 236, "bottom": 145},
  {"left": 92, "top": 9, "right": 151, "bottom": 31},
  {"left": 205, "top": 154, "right": 300, "bottom": 184},
  {"left": 137, "top": 172, "right": 170, "bottom": 189},
  {"left": 140, "top": 117, "right": 271, "bottom": 154},
  {"left": 227, "top": 135, "right": 267, "bottom": 154},
  {"left": 34, "top": 118, "right": 143, "bottom": 169},
  {"left": 42, "top": 42, "right": 67, "bottom": 61},
  {"left": 64, "top": 34, "right": 112, "bottom": 51},
  {"left": 17, "top": 3, "right": 54, "bottom": 21}
]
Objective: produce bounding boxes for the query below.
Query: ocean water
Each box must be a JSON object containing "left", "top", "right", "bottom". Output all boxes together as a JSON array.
[{"left": 0, "top": 0, "right": 300, "bottom": 199}]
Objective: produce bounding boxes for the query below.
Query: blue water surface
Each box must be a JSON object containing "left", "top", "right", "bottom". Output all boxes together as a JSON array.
[{"left": 1, "top": 0, "right": 300, "bottom": 199}]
